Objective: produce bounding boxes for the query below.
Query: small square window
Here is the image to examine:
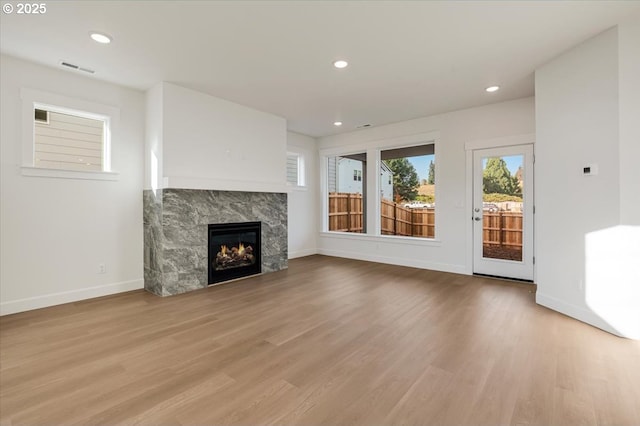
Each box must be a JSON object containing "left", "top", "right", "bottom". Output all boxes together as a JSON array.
[{"left": 21, "top": 88, "right": 119, "bottom": 179}]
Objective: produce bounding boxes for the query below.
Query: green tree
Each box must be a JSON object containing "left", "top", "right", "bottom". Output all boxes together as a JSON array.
[
  {"left": 385, "top": 158, "right": 419, "bottom": 201},
  {"left": 427, "top": 160, "right": 435, "bottom": 185},
  {"left": 483, "top": 158, "right": 521, "bottom": 196}
]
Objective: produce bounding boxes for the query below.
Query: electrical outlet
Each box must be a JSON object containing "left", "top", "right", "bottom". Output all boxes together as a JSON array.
[{"left": 98, "top": 264, "right": 106, "bottom": 274}]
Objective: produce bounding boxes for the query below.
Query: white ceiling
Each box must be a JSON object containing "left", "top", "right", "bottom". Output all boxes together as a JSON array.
[{"left": 2, "top": 1, "right": 639, "bottom": 137}]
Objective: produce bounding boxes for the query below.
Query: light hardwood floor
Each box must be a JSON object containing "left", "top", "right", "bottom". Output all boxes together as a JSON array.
[{"left": 1, "top": 255, "right": 639, "bottom": 425}]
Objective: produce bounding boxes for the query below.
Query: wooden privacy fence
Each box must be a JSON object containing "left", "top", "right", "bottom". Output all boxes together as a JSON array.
[
  {"left": 329, "top": 193, "right": 523, "bottom": 245},
  {"left": 482, "top": 211, "right": 523, "bottom": 248},
  {"left": 328, "top": 193, "right": 435, "bottom": 238},
  {"left": 328, "top": 193, "right": 364, "bottom": 233},
  {"left": 380, "top": 199, "right": 435, "bottom": 238}
]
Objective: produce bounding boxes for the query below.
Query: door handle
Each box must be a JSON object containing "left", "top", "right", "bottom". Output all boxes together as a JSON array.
[{"left": 474, "top": 217, "right": 481, "bottom": 221}]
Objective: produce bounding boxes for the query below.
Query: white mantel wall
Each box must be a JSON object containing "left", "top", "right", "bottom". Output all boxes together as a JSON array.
[
  {"left": 0, "top": 55, "right": 145, "bottom": 315},
  {"left": 316, "top": 97, "right": 535, "bottom": 274},
  {"left": 146, "top": 82, "right": 288, "bottom": 193}
]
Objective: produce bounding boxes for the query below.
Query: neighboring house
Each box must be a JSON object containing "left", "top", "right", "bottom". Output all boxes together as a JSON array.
[
  {"left": 34, "top": 109, "right": 105, "bottom": 172},
  {"left": 328, "top": 157, "right": 393, "bottom": 199},
  {"left": 328, "top": 157, "right": 363, "bottom": 194},
  {"left": 380, "top": 161, "right": 393, "bottom": 201}
]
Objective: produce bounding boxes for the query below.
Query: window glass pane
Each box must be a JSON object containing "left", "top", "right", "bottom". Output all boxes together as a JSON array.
[
  {"left": 482, "top": 155, "right": 524, "bottom": 261},
  {"left": 328, "top": 153, "right": 366, "bottom": 233},
  {"left": 34, "top": 109, "right": 105, "bottom": 172},
  {"left": 286, "top": 154, "right": 299, "bottom": 185},
  {"left": 380, "top": 144, "right": 435, "bottom": 238}
]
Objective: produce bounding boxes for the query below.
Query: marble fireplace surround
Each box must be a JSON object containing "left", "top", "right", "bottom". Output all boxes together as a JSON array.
[{"left": 144, "top": 189, "right": 288, "bottom": 296}]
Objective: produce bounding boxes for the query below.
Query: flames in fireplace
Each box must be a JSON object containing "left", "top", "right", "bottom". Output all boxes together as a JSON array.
[
  {"left": 215, "top": 242, "right": 255, "bottom": 271},
  {"left": 208, "top": 221, "right": 261, "bottom": 284}
]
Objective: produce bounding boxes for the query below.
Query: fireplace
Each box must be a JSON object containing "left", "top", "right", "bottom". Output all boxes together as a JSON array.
[{"left": 208, "top": 222, "right": 262, "bottom": 284}]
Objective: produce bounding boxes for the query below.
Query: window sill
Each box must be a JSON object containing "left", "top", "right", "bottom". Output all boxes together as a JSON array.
[
  {"left": 287, "top": 184, "right": 308, "bottom": 192},
  {"left": 21, "top": 166, "right": 120, "bottom": 181},
  {"left": 320, "top": 231, "right": 442, "bottom": 247}
]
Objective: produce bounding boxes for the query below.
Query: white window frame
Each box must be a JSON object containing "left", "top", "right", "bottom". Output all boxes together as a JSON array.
[
  {"left": 320, "top": 131, "right": 441, "bottom": 243},
  {"left": 20, "top": 88, "right": 120, "bottom": 181},
  {"left": 286, "top": 151, "right": 305, "bottom": 188},
  {"left": 379, "top": 141, "right": 438, "bottom": 240},
  {"left": 321, "top": 148, "right": 369, "bottom": 235}
]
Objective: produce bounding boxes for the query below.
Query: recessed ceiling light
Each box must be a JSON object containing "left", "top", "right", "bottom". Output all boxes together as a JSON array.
[
  {"left": 333, "top": 60, "right": 348, "bottom": 69},
  {"left": 90, "top": 32, "right": 112, "bottom": 44},
  {"left": 485, "top": 85, "right": 500, "bottom": 93},
  {"left": 334, "top": 121, "right": 343, "bottom": 126}
]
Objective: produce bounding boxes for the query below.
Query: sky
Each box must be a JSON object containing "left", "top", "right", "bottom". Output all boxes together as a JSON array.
[
  {"left": 408, "top": 155, "right": 434, "bottom": 182},
  {"left": 502, "top": 155, "right": 523, "bottom": 174},
  {"left": 482, "top": 155, "right": 523, "bottom": 175},
  {"left": 409, "top": 154, "right": 522, "bottom": 182}
]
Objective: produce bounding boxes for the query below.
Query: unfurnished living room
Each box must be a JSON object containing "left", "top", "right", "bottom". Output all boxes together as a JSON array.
[{"left": 1, "top": 1, "right": 639, "bottom": 425}]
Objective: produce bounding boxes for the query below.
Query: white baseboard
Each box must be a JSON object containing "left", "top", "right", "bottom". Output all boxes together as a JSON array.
[
  {"left": 288, "top": 248, "right": 318, "bottom": 259},
  {"left": 0, "top": 279, "right": 143, "bottom": 316},
  {"left": 536, "top": 292, "right": 639, "bottom": 340},
  {"left": 317, "top": 247, "right": 467, "bottom": 275}
]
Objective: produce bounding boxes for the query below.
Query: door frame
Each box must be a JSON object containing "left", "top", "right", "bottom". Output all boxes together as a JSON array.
[{"left": 464, "top": 133, "right": 535, "bottom": 280}]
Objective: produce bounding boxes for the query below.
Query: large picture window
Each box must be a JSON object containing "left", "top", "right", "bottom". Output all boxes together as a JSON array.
[
  {"left": 327, "top": 153, "right": 366, "bottom": 233},
  {"left": 380, "top": 144, "right": 435, "bottom": 238}
]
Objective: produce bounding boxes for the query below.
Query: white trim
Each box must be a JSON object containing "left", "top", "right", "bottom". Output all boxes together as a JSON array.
[
  {"left": 286, "top": 185, "right": 308, "bottom": 193},
  {"left": 320, "top": 231, "right": 442, "bottom": 247},
  {"left": 0, "top": 279, "right": 143, "bottom": 316},
  {"left": 21, "top": 166, "right": 120, "bottom": 181},
  {"left": 320, "top": 155, "right": 329, "bottom": 232},
  {"left": 317, "top": 249, "right": 466, "bottom": 275},
  {"left": 464, "top": 133, "right": 535, "bottom": 151},
  {"left": 465, "top": 149, "right": 474, "bottom": 275},
  {"left": 288, "top": 248, "right": 319, "bottom": 259},
  {"left": 536, "top": 292, "right": 640, "bottom": 340},
  {"left": 319, "top": 131, "right": 440, "bottom": 157},
  {"left": 163, "top": 176, "right": 288, "bottom": 193}
]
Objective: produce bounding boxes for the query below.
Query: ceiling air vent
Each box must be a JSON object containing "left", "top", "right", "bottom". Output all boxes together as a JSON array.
[{"left": 60, "top": 61, "right": 95, "bottom": 74}]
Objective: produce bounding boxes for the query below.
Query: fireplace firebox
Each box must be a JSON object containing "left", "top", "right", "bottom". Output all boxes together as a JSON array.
[{"left": 208, "top": 222, "right": 262, "bottom": 284}]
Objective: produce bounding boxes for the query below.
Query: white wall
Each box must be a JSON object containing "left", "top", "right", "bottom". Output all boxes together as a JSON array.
[
  {"left": 158, "top": 82, "right": 287, "bottom": 193},
  {"left": 535, "top": 26, "right": 640, "bottom": 339},
  {"left": 618, "top": 18, "right": 640, "bottom": 226},
  {"left": 317, "top": 97, "right": 535, "bottom": 274},
  {"left": 287, "top": 131, "right": 318, "bottom": 258},
  {"left": 145, "top": 83, "right": 163, "bottom": 192},
  {"left": 0, "top": 55, "right": 145, "bottom": 315}
]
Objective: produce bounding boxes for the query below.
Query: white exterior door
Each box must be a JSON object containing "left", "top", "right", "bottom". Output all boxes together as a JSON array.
[{"left": 473, "top": 145, "right": 534, "bottom": 281}]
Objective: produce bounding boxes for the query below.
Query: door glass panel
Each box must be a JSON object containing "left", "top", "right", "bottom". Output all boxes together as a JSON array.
[{"left": 482, "top": 155, "right": 524, "bottom": 262}]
